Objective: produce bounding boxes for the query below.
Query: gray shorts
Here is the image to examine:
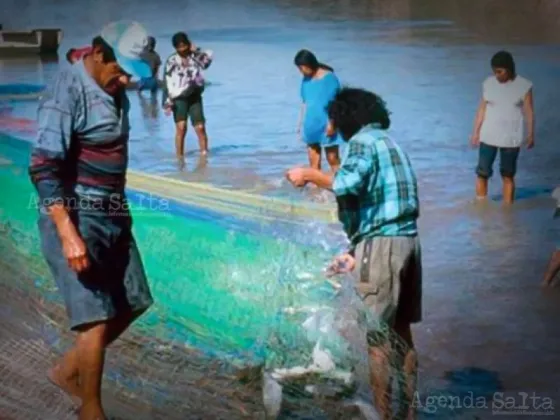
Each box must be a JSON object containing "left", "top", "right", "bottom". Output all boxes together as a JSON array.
[
  {"left": 38, "top": 211, "right": 153, "bottom": 330},
  {"left": 353, "top": 236, "right": 422, "bottom": 330}
]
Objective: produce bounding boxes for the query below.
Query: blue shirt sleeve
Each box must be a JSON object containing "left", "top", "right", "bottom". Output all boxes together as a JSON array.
[
  {"left": 300, "top": 79, "right": 306, "bottom": 103},
  {"left": 28, "top": 69, "right": 77, "bottom": 207},
  {"left": 333, "top": 139, "right": 373, "bottom": 196}
]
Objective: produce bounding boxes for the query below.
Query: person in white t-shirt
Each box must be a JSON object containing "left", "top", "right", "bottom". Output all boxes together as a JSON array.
[{"left": 470, "top": 51, "right": 535, "bottom": 204}]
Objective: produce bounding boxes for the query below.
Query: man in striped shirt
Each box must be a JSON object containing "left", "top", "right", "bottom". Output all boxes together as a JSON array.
[
  {"left": 286, "top": 87, "right": 422, "bottom": 420},
  {"left": 29, "top": 22, "right": 153, "bottom": 420}
]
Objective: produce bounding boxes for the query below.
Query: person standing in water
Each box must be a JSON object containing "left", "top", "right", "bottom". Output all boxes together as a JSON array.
[
  {"left": 295, "top": 49, "right": 341, "bottom": 172},
  {"left": 471, "top": 50, "right": 535, "bottom": 204},
  {"left": 543, "top": 187, "right": 560, "bottom": 287},
  {"left": 286, "top": 87, "right": 422, "bottom": 420},
  {"left": 138, "top": 36, "right": 161, "bottom": 92},
  {"left": 162, "top": 32, "right": 213, "bottom": 159},
  {"left": 29, "top": 22, "right": 154, "bottom": 420}
]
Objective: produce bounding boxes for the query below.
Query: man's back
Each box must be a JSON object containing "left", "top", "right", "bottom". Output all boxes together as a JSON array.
[{"left": 333, "top": 125, "right": 419, "bottom": 247}]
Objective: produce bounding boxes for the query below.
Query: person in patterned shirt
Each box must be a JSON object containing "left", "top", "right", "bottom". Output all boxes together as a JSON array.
[
  {"left": 162, "top": 32, "right": 213, "bottom": 159},
  {"left": 286, "top": 87, "right": 422, "bottom": 420}
]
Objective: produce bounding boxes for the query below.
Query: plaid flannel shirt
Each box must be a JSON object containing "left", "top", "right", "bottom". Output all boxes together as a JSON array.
[{"left": 332, "top": 125, "right": 419, "bottom": 253}]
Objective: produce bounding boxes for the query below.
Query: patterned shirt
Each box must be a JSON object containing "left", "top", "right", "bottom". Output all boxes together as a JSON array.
[
  {"left": 332, "top": 125, "right": 419, "bottom": 251},
  {"left": 28, "top": 59, "right": 130, "bottom": 210},
  {"left": 162, "top": 49, "right": 212, "bottom": 105}
]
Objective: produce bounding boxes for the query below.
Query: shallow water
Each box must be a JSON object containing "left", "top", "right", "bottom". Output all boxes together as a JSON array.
[{"left": 1, "top": 0, "right": 560, "bottom": 418}]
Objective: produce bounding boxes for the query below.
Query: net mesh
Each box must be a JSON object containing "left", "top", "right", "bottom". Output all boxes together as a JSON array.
[{"left": 0, "top": 134, "right": 412, "bottom": 419}]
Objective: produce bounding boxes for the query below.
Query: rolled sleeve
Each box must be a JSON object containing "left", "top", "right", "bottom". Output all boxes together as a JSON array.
[
  {"left": 28, "top": 70, "right": 76, "bottom": 207},
  {"left": 332, "top": 141, "right": 372, "bottom": 196},
  {"left": 193, "top": 49, "right": 213, "bottom": 69}
]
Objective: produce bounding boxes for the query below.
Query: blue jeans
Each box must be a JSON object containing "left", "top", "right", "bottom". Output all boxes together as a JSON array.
[
  {"left": 476, "top": 142, "right": 520, "bottom": 179},
  {"left": 38, "top": 210, "right": 153, "bottom": 330},
  {"left": 137, "top": 77, "right": 158, "bottom": 92}
]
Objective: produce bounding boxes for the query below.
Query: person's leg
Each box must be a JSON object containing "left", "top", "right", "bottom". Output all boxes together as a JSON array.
[
  {"left": 307, "top": 144, "right": 322, "bottom": 170},
  {"left": 475, "top": 143, "right": 498, "bottom": 199},
  {"left": 543, "top": 249, "right": 560, "bottom": 287},
  {"left": 40, "top": 214, "right": 152, "bottom": 415},
  {"left": 354, "top": 238, "right": 400, "bottom": 419},
  {"left": 173, "top": 99, "right": 188, "bottom": 157},
  {"left": 325, "top": 145, "right": 340, "bottom": 172},
  {"left": 499, "top": 147, "right": 520, "bottom": 204},
  {"left": 393, "top": 323, "right": 417, "bottom": 420},
  {"left": 74, "top": 322, "right": 108, "bottom": 420},
  {"left": 48, "top": 308, "right": 146, "bottom": 404},
  {"left": 188, "top": 94, "right": 208, "bottom": 155},
  {"left": 392, "top": 236, "right": 422, "bottom": 420},
  {"left": 51, "top": 228, "right": 153, "bottom": 402}
]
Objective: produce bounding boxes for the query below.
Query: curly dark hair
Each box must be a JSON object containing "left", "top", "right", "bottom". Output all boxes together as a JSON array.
[{"left": 327, "top": 87, "right": 391, "bottom": 141}]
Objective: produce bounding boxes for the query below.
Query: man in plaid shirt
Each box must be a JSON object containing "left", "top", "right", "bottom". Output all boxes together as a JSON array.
[{"left": 287, "top": 87, "right": 421, "bottom": 420}]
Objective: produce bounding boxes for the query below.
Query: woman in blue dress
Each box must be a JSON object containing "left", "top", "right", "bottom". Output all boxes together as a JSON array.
[{"left": 295, "top": 49, "right": 341, "bottom": 172}]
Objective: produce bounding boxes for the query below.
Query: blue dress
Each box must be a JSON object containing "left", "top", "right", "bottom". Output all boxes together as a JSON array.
[{"left": 300, "top": 71, "right": 342, "bottom": 147}]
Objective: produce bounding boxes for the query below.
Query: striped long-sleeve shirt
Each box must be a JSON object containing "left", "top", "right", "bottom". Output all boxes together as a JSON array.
[
  {"left": 332, "top": 125, "right": 419, "bottom": 252},
  {"left": 29, "top": 60, "right": 130, "bottom": 210}
]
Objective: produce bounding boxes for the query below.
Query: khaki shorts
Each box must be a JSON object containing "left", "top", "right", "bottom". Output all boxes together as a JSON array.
[{"left": 353, "top": 236, "right": 422, "bottom": 331}]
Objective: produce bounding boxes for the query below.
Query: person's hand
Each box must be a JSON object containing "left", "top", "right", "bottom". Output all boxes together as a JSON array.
[
  {"left": 163, "top": 101, "right": 173, "bottom": 116},
  {"left": 325, "top": 120, "right": 336, "bottom": 137},
  {"left": 325, "top": 253, "right": 355, "bottom": 277},
  {"left": 470, "top": 133, "right": 480, "bottom": 148},
  {"left": 57, "top": 223, "right": 89, "bottom": 273},
  {"left": 190, "top": 43, "right": 197, "bottom": 52},
  {"left": 285, "top": 167, "right": 307, "bottom": 187},
  {"left": 526, "top": 134, "right": 535, "bottom": 149}
]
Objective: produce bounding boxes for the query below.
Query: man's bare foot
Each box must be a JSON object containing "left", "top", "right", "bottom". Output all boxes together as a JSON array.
[
  {"left": 47, "top": 365, "right": 82, "bottom": 406},
  {"left": 79, "top": 402, "right": 107, "bottom": 420}
]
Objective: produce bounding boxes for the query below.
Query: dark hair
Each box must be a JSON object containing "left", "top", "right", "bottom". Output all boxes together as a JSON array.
[
  {"left": 491, "top": 50, "right": 516, "bottom": 78},
  {"left": 147, "top": 36, "right": 156, "bottom": 50},
  {"left": 91, "top": 36, "right": 116, "bottom": 62},
  {"left": 327, "top": 87, "right": 391, "bottom": 141},
  {"left": 65, "top": 48, "right": 75, "bottom": 63},
  {"left": 172, "top": 32, "right": 190, "bottom": 48},
  {"left": 294, "top": 49, "right": 334, "bottom": 72}
]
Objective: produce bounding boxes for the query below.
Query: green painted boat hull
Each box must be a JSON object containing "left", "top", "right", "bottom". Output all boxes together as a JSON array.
[{"left": 0, "top": 133, "right": 341, "bottom": 365}]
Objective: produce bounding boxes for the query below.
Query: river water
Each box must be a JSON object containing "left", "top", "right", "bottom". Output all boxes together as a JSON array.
[{"left": 1, "top": 0, "right": 560, "bottom": 417}]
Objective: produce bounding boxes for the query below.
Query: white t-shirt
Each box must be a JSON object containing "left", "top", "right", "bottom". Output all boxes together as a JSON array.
[{"left": 480, "top": 75, "right": 532, "bottom": 148}]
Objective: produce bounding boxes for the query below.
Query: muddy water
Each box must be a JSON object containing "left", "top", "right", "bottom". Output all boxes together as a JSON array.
[{"left": 1, "top": 0, "right": 560, "bottom": 417}]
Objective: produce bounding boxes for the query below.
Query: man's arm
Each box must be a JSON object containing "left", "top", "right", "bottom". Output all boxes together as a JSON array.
[
  {"left": 472, "top": 97, "right": 487, "bottom": 144},
  {"left": 523, "top": 88, "right": 535, "bottom": 147},
  {"left": 191, "top": 48, "right": 213, "bottom": 70},
  {"left": 302, "top": 168, "right": 334, "bottom": 189},
  {"left": 331, "top": 140, "right": 372, "bottom": 195},
  {"left": 161, "top": 56, "right": 174, "bottom": 107},
  {"left": 28, "top": 70, "right": 89, "bottom": 272},
  {"left": 29, "top": 70, "right": 75, "bottom": 210}
]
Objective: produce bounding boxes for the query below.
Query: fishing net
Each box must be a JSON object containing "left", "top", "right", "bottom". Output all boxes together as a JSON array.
[{"left": 0, "top": 133, "right": 412, "bottom": 419}]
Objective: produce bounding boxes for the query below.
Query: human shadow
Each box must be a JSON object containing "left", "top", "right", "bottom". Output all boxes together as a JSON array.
[{"left": 416, "top": 367, "right": 503, "bottom": 419}]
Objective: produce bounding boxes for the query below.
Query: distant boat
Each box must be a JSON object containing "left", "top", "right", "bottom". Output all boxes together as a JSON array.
[{"left": 0, "top": 26, "right": 62, "bottom": 56}]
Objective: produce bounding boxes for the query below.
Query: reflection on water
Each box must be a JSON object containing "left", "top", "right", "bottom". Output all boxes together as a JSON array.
[{"left": 1, "top": 0, "right": 560, "bottom": 414}]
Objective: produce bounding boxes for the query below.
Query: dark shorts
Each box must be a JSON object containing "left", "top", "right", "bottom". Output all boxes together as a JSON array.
[
  {"left": 38, "top": 211, "right": 153, "bottom": 330},
  {"left": 353, "top": 236, "right": 422, "bottom": 344},
  {"left": 476, "top": 142, "right": 520, "bottom": 179},
  {"left": 172, "top": 93, "right": 205, "bottom": 125}
]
